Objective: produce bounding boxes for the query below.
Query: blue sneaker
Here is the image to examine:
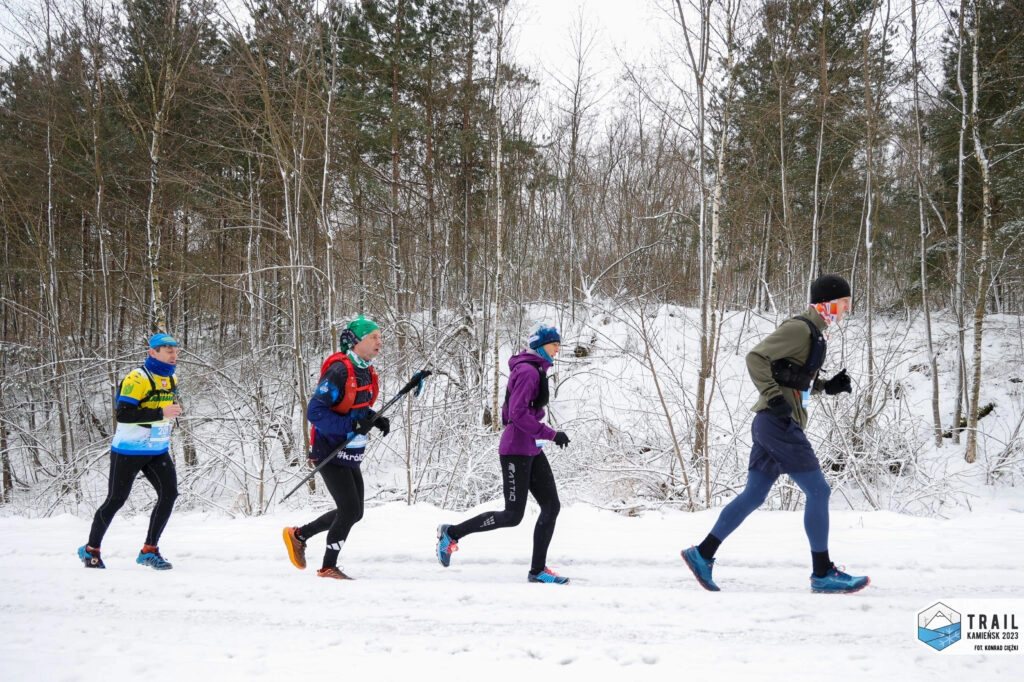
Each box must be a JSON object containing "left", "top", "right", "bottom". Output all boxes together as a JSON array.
[
  {"left": 136, "top": 548, "right": 173, "bottom": 570},
  {"left": 436, "top": 524, "right": 458, "bottom": 567},
  {"left": 810, "top": 564, "right": 869, "bottom": 594},
  {"left": 528, "top": 567, "right": 569, "bottom": 584},
  {"left": 78, "top": 545, "right": 105, "bottom": 569},
  {"left": 681, "top": 546, "right": 720, "bottom": 591}
]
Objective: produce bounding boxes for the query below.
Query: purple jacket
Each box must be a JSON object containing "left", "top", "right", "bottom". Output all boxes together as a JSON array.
[{"left": 499, "top": 350, "right": 559, "bottom": 456}]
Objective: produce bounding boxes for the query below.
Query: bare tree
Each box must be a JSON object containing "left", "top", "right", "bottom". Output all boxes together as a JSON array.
[
  {"left": 858, "top": 0, "right": 881, "bottom": 403},
  {"left": 964, "top": 0, "right": 994, "bottom": 464},
  {"left": 952, "top": 0, "right": 970, "bottom": 444},
  {"left": 490, "top": 0, "right": 507, "bottom": 429},
  {"left": 910, "top": 0, "right": 943, "bottom": 446},
  {"left": 550, "top": 9, "right": 599, "bottom": 322},
  {"left": 673, "top": 0, "right": 742, "bottom": 502}
]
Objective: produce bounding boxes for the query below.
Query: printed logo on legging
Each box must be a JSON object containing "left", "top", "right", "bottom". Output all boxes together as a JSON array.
[{"left": 507, "top": 462, "right": 517, "bottom": 502}]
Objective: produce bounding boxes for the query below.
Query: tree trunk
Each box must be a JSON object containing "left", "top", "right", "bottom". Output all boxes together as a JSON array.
[
  {"left": 953, "top": 0, "right": 970, "bottom": 444},
  {"left": 490, "top": 1, "right": 506, "bottom": 432},
  {"left": 965, "top": 2, "right": 993, "bottom": 464},
  {"left": 911, "top": 0, "right": 943, "bottom": 446}
]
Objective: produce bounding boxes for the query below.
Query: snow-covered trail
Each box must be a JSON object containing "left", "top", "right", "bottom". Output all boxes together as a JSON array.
[{"left": 1, "top": 498, "right": 1022, "bottom": 681}]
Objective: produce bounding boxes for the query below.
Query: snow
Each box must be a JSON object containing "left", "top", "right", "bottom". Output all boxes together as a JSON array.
[{"left": 2, "top": 494, "right": 1023, "bottom": 681}]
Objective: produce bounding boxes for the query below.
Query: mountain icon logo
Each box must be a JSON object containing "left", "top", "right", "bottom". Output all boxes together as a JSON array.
[{"left": 918, "top": 602, "right": 961, "bottom": 651}]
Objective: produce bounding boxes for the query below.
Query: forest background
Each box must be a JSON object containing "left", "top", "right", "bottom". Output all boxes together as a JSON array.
[{"left": 1, "top": 0, "right": 1023, "bottom": 517}]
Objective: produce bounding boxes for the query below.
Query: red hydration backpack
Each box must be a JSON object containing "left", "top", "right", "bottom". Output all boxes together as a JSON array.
[{"left": 309, "top": 352, "right": 379, "bottom": 447}]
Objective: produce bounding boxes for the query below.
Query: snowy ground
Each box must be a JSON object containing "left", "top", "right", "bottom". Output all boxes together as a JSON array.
[{"left": 2, "top": 493, "right": 1023, "bottom": 681}]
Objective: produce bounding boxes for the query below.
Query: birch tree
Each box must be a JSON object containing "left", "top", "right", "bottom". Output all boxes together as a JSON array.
[
  {"left": 964, "top": 0, "right": 994, "bottom": 464},
  {"left": 910, "top": 0, "right": 943, "bottom": 446},
  {"left": 672, "top": 0, "right": 742, "bottom": 503},
  {"left": 489, "top": 0, "right": 506, "bottom": 430}
]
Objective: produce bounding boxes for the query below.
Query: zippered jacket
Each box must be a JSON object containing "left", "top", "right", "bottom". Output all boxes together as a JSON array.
[{"left": 499, "top": 350, "right": 559, "bottom": 456}]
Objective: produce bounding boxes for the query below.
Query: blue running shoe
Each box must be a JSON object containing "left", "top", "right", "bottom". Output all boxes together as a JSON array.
[
  {"left": 436, "top": 524, "right": 458, "bottom": 567},
  {"left": 137, "top": 548, "right": 173, "bottom": 570},
  {"left": 681, "top": 546, "right": 720, "bottom": 591},
  {"left": 78, "top": 545, "right": 105, "bottom": 569},
  {"left": 528, "top": 567, "right": 569, "bottom": 584},
  {"left": 810, "top": 564, "right": 869, "bottom": 594}
]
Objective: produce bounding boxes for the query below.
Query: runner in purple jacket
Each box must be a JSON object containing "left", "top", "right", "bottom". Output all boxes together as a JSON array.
[{"left": 435, "top": 325, "right": 572, "bottom": 584}]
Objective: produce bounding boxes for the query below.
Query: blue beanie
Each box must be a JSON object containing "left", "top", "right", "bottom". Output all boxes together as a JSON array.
[
  {"left": 528, "top": 326, "right": 561, "bottom": 349},
  {"left": 149, "top": 333, "right": 179, "bottom": 348}
]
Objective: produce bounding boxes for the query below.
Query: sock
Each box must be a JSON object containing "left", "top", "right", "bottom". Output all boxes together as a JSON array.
[
  {"left": 812, "top": 551, "right": 832, "bottom": 577},
  {"left": 142, "top": 544, "right": 158, "bottom": 554},
  {"left": 323, "top": 540, "right": 344, "bottom": 569},
  {"left": 697, "top": 534, "right": 722, "bottom": 561}
]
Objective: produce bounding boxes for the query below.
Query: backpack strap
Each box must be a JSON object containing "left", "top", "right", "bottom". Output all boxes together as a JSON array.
[
  {"left": 139, "top": 366, "right": 158, "bottom": 399},
  {"left": 502, "top": 364, "right": 549, "bottom": 425},
  {"left": 139, "top": 365, "right": 177, "bottom": 402},
  {"left": 793, "top": 316, "right": 826, "bottom": 376},
  {"left": 310, "top": 352, "right": 379, "bottom": 447},
  {"left": 317, "top": 352, "right": 379, "bottom": 413},
  {"left": 769, "top": 317, "right": 827, "bottom": 391}
]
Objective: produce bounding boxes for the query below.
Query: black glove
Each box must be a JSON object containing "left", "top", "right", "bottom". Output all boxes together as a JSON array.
[
  {"left": 767, "top": 395, "right": 792, "bottom": 420},
  {"left": 553, "top": 432, "right": 570, "bottom": 448},
  {"left": 351, "top": 417, "right": 374, "bottom": 436},
  {"left": 373, "top": 415, "right": 390, "bottom": 437},
  {"left": 823, "top": 369, "right": 852, "bottom": 395}
]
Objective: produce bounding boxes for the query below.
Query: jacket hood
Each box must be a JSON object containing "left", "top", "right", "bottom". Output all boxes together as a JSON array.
[{"left": 508, "top": 348, "right": 551, "bottom": 372}]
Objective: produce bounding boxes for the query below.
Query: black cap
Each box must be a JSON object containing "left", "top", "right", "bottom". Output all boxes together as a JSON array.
[{"left": 810, "top": 274, "right": 851, "bottom": 304}]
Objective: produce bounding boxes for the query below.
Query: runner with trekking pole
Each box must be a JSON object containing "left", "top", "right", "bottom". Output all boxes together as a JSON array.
[{"left": 281, "top": 316, "right": 430, "bottom": 580}]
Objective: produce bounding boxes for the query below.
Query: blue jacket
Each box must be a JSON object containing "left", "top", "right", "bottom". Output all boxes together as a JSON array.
[{"left": 308, "top": 359, "right": 375, "bottom": 467}]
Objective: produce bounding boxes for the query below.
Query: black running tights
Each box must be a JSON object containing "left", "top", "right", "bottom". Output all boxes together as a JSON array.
[
  {"left": 88, "top": 451, "right": 179, "bottom": 548},
  {"left": 300, "top": 464, "right": 364, "bottom": 569},
  {"left": 448, "top": 453, "right": 561, "bottom": 575}
]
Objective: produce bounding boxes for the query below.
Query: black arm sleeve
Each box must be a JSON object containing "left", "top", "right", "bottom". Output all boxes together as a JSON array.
[{"left": 116, "top": 401, "right": 166, "bottom": 424}]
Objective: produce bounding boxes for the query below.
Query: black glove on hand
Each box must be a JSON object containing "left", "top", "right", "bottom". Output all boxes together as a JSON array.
[
  {"left": 823, "top": 369, "right": 852, "bottom": 395},
  {"left": 373, "top": 415, "right": 390, "bottom": 437},
  {"left": 351, "top": 417, "right": 374, "bottom": 436},
  {"left": 767, "top": 395, "right": 792, "bottom": 420},
  {"left": 553, "top": 432, "right": 570, "bottom": 448}
]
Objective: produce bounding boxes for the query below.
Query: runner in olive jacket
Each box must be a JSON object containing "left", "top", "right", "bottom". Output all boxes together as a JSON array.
[{"left": 682, "top": 275, "right": 870, "bottom": 594}]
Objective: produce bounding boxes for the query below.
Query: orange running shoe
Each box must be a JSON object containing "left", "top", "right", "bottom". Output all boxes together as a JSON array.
[
  {"left": 283, "top": 527, "right": 307, "bottom": 569},
  {"left": 316, "top": 566, "right": 353, "bottom": 580}
]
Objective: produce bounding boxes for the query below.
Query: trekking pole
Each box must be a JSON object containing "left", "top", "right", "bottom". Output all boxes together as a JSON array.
[{"left": 280, "top": 369, "right": 432, "bottom": 502}]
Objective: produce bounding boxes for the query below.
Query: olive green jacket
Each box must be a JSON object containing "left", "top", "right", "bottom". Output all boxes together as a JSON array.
[{"left": 745, "top": 306, "right": 828, "bottom": 430}]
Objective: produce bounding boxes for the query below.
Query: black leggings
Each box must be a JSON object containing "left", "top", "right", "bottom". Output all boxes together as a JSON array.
[
  {"left": 88, "top": 451, "right": 179, "bottom": 548},
  {"left": 300, "top": 465, "right": 364, "bottom": 569},
  {"left": 448, "top": 453, "right": 561, "bottom": 575}
]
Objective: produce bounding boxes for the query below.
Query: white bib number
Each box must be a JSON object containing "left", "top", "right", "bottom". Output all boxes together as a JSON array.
[{"left": 150, "top": 421, "right": 172, "bottom": 448}]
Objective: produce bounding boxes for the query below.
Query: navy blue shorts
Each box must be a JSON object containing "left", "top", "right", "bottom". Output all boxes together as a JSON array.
[{"left": 748, "top": 410, "right": 820, "bottom": 477}]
